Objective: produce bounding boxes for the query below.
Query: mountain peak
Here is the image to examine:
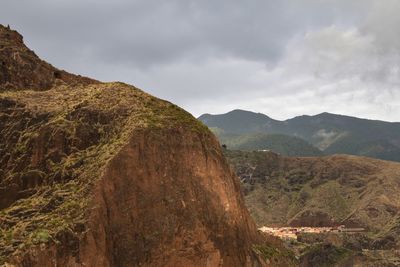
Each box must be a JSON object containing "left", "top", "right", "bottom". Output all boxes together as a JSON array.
[
  {"left": 0, "top": 24, "right": 97, "bottom": 91},
  {"left": 314, "top": 112, "right": 341, "bottom": 118},
  {"left": 199, "top": 109, "right": 272, "bottom": 120},
  {"left": 198, "top": 109, "right": 277, "bottom": 135},
  {"left": 0, "top": 24, "right": 24, "bottom": 47},
  {"left": 201, "top": 108, "right": 400, "bottom": 161},
  {"left": 228, "top": 109, "right": 270, "bottom": 117}
]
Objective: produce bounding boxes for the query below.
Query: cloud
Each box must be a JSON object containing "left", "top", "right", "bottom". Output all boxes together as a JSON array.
[
  {"left": 0, "top": 0, "right": 399, "bottom": 121},
  {"left": 0, "top": 0, "right": 349, "bottom": 69}
]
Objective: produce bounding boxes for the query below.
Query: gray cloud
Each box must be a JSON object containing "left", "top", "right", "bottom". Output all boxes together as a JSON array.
[
  {"left": 1, "top": 0, "right": 399, "bottom": 121},
  {"left": 0, "top": 0, "right": 352, "bottom": 68}
]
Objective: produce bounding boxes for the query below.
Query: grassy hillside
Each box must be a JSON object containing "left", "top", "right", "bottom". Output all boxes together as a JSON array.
[
  {"left": 199, "top": 109, "right": 278, "bottom": 134},
  {"left": 212, "top": 131, "right": 323, "bottom": 156},
  {"left": 224, "top": 150, "right": 400, "bottom": 249},
  {"left": 200, "top": 110, "right": 400, "bottom": 162}
]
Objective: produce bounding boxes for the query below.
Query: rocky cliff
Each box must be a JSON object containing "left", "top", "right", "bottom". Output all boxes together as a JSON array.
[
  {"left": 0, "top": 25, "right": 96, "bottom": 91},
  {"left": 0, "top": 25, "right": 295, "bottom": 266}
]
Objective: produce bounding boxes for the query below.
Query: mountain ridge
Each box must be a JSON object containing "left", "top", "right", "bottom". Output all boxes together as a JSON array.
[
  {"left": 200, "top": 110, "right": 400, "bottom": 124},
  {"left": 199, "top": 109, "right": 400, "bottom": 161}
]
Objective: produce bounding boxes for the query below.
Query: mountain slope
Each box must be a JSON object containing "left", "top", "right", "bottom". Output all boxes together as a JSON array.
[
  {"left": 199, "top": 110, "right": 279, "bottom": 135},
  {"left": 0, "top": 25, "right": 96, "bottom": 91},
  {"left": 199, "top": 110, "right": 400, "bottom": 161},
  {"left": 225, "top": 150, "right": 400, "bottom": 249},
  {"left": 214, "top": 132, "right": 323, "bottom": 157},
  {"left": 0, "top": 25, "right": 295, "bottom": 267}
]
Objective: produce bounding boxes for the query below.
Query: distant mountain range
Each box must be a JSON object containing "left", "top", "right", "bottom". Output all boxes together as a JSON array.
[{"left": 199, "top": 109, "right": 400, "bottom": 161}]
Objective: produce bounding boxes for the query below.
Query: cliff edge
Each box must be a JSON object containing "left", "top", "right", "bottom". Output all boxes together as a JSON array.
[{"left": 0, "top": 25, "right": 295, "bottom": 266}]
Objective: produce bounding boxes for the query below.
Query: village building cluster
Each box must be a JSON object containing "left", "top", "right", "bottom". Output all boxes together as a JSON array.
[{"left": 259, "top": 225, "right": 364, "bottom": 240}]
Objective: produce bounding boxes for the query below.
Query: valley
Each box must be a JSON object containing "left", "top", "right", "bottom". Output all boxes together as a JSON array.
[{"left": 224, "top": 149, "right": 400, "bottom": 266}]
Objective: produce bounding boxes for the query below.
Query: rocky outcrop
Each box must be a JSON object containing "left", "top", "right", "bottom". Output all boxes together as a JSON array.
[
  {"left": 0, "top": 25, "right": 96, "bottom": 91},
  {"left": 5, "top": 127, "right": 265, "bottom": 266},
  {"left": 84, "top": 129, "right": 261, "bottom": 267},
  {"left": 0, "top": 25, "right": 295, "bottom": 266}
]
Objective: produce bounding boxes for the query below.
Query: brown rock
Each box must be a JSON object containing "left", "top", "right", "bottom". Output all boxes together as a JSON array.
[
  {"left": 0, "top": 25, "right": 97, "bottom": 91},
  {"left": 0, "top": 25, "right": 293, "bottom": 266}
]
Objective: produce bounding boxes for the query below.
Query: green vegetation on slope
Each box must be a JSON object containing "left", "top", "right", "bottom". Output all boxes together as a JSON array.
[
  {"left": 224, "top": 149, "right": 400, "bottom": 248},
  {"left": 200, "top": 109, "right": 400, "bottom": 162},
  {"left": 215, "top": 132, "right": 323, "bottom": 157},
  {"left": 225, "top": 149, "right": 400, "bottom": 265}
]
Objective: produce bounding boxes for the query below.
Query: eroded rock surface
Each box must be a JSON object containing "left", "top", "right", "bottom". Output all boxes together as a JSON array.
[{"left": 0, "top": 25, "right": 96, "bottom": 91}]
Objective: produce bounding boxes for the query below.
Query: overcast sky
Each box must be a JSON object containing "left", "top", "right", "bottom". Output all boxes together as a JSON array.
[{"left": 1, "top": 0, "right": 399, "bottom": 121}]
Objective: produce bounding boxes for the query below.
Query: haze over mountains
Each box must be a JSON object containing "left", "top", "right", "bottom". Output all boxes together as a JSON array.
[{"left": 199, "top": 109, "right": 400, "bottom": 161}]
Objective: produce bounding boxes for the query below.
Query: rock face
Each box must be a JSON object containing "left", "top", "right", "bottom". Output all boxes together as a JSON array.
[
  {"left": 84, "top": 129, "right": 260, "bottom": 267},
  {"left": 0, "top": 25, "right": 96, "bottom": 91},
  {"left": 0, "top": 25, "right": 296, "bottom": 266}
]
